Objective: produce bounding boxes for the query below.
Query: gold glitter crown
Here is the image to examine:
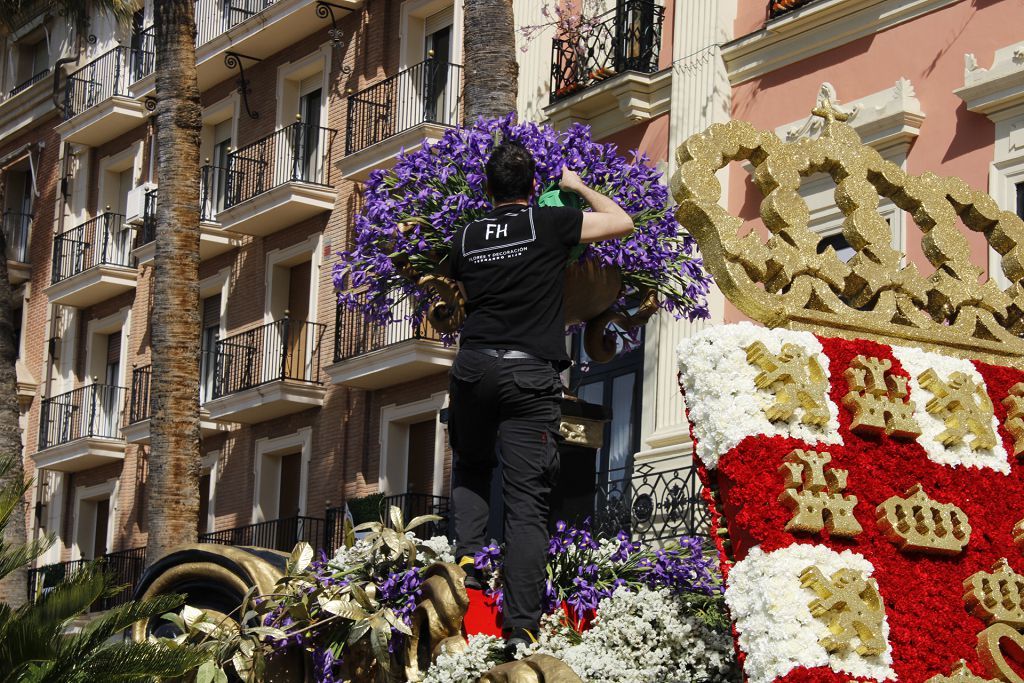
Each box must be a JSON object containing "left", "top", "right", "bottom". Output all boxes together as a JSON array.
[
  {"left": 671, "top": 98, "right": 1024, "bottom": 367},
  {"left": 963, "top": 558, "right": 1024, "bottom": 628}
]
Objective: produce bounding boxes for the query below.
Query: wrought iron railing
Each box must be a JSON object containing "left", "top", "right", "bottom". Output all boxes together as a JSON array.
[
  {"left": 334, "top": 295, "right": 444, "bottom": 362},
  {"left": 346, "top": 59, "right": 463, "bottom": 155},
  {"left": 200, "top": 516, "right": 325, "bottom": 553},
  {"left": 28, "top": 546, "right": 147, "bottom": 611},
  {"left": 62, "top": 45, "right": 152, "bottom": 120},
  {"left": 212, "top": 318, "right": 325, "bottom": 399},
  {"left": 132, "top": 25, "right": 156, "bottom": 82},
  {"left": 549, "top": 0, "right": 664, "bottom": 103},
  {"left": 136, "top": 188, "right": 158, "bottom": 248},
  {"left": 223, "top": 123, "right": 336, "bottom": 208},
  {"left": 38, "top": 384, "right": 127, "bottom": 450},
  {"left": 592, "top": 458, "right": 709, "bottom": 543},
  {"left": 127, "top": 365, "right": 152, "bottom": 424},
  {"left": 51, "top": 213, "right": 136, "bottom": 284},
  {"left": 8, "top": 67, "right": 50, "bottom": 98},
  {"left": 2, "top": 211, "right": 31, "bottom": 263},
  {"left": 195, "top": 0, "right": 280, "bottom": 46},
  {"left": 200, "top": 164, "right": 230, "bottom": 221},
  {"left": 767, "top": 0, "right": 819, "bottom": 18},
  {"left": 382, "top": 493, "right": 450, "bottom": 539}
]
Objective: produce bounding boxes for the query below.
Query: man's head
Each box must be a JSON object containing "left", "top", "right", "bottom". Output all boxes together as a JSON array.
[{"left": 485, "top": 142, "right": 536, "bottom": 204}]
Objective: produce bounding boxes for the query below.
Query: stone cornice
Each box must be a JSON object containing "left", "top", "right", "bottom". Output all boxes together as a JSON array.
[{"left": 955, "top": 41, "right": 1024, "bottom": 121}]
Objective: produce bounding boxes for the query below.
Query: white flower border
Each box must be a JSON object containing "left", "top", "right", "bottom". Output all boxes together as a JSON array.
[
  {"left": 725, "top": 544, "right": 895, "bottom": 683},
  {"left": 677, "top": 322, "right": 843, "bottom": 469},
  {"left": 890, "top": 345, "right": 1010, "bottom": 474}
]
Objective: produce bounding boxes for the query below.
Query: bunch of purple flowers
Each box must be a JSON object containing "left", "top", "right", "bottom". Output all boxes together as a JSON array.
[
  {"left": 475, "top": 520, "right": 724, "bottom": 628},
  {"left": 334, "top": 116, "right": 712, "bottom": 344}
]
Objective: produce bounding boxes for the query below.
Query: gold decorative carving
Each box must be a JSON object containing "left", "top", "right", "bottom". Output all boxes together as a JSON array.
[
  {"left": 842, "top": 355, "right": 921, "bottom": 438},
  {"left": 918, "top": 369, "right": 998, "bottom": 451},
  {"left": 1002, "top": 382, "right": 1024, "bottom": 456},
  {"left": 800, "top": 565, "right": 886, "bottom": 656},
  {"left": 481, "top": 654, "right": 584, "bottom": 683},
  {"left": 746, "top": 341, "right": 830, "bottom": 426},
  {"left": 977, "top": 622, "right": 1024, "bottom": 683},
  {"left": 963, "top": 559, "right": 1024, "bottom": 628},
  {"left": 876, "top": 484, "right": 971, "bottom": 555},
  {"left": 1013, "top": 519, "right": 1024, "bottom": 549},
  {"left": 403, "top": 563, "right": 471, "bottom": 681},
  {"left": 779, "top": 449, "right": 862, "bottom": 537},
  {"left": 559, "top": 418, "right": 605, "bottom": 449},
  {"left": 670, "top": 97, "right": 1024, "bottom": 368},
  {"left": 925, "top": 660, "right": 998, "bottom": 683}
]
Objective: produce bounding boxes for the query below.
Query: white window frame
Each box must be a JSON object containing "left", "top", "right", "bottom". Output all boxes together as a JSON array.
[
  {"left": 96, "top": 142, "right": 144, "bottom": 217},
  {"left": 399, "top": 0, "right": 463, "bottom": 70},
  {"left": 275, "top": 44, "right": 331, "bottom": 129},
  {"left": 71, "top": 477, "right": 118, "bottom": 561},
  {"left": 201, "top": 450, "right": 219, "bottom": 533},
  {"left": 84, "top": 306, "right": 131, "bottom": 387},
  {"left": 378, "top": 391, "right": 447, "bottom": 497},
  {"left": 252, "top": 426, "right": 312, "bottom": 523},
  {"left": 264, "top": 232, "right": 322, "bottom": 324}
]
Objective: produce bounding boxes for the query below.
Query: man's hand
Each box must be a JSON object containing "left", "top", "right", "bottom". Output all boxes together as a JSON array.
[{"left": 559, "top": 167, "right": 586, "bottom": 194}]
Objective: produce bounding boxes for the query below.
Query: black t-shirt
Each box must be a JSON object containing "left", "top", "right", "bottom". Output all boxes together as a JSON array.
[{"left": 450, "top": 204, "right": 583, "bottom": 362}]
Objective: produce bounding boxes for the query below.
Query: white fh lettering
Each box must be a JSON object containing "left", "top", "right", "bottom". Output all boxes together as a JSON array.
[{"left": 484, "top": 223, "right": 508, "bottom": 240}]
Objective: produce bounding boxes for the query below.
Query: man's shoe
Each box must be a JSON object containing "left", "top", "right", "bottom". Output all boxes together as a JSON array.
[
  {"left": 502, "top": 627, "right": 538, "bottom": 660},
  {"left": 458, "top": 556, "right": 484, "bottom": 591}
]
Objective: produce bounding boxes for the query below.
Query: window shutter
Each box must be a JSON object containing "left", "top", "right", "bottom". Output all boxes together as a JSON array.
[{"left": 424, "top": 6, "right": 454, "bottom": 37}]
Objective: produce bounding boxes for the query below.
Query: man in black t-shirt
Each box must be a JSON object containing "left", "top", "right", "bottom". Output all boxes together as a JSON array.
[{"left": 448, "top": 142, "right": 634, "bottom": 654}]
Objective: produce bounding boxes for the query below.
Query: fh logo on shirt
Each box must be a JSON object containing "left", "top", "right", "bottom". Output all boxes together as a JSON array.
[{"left": 463, "top": 208, "right": 536, "bottom": 264}]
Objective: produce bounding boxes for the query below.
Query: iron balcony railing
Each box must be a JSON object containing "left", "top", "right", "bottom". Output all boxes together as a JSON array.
[
  {"left": 201, "top": 164, "right": 230, "bottom": 221},
  {"left": 767, "top": 0, "right": 819, "bottom": 18},
  {"left": 334, "top": 295, "right": 443, "bottom": 363},
  {"left": 2, "top": 211, "right": 31, "bottom": 263},
  {"left": 212, "top": 318, "right": 325, "bottom": 399},
  {"left": 136, "top": 188, "right": 158, "bottom": 248},
  {"left": 28, "top": 546, "right": 147, "bottom": 611},
  {"left": 51, "top": 213, "right": 136, "bottom": 284},
  {"left": 38, "top": 384, "right": 127, "bottom": 450},
  {"left": 132, "top": 25, "right": 156, "bottom": 82},
  {"left": 127, "top": 365, "right": 151, "bottom": 424},
  {"left": 382, "top": 493, "right": 450, "bottom": 539},
  {"left": 62, "top": 44, "right": 153, "bottom": 120},
  {"left": 223, "top": 122, "right": 337, "bottom": 208},
  {"left": 200, "top": 516, "right": 325, "bottom": 553},
  {"left": 8, "top": 67, "right": 50, "bottom": 98},
  {"left": 592, "top": 457, "right": 709, "bottom": 543},
  {"left": 346, "top": 59, "right": 463, "bottom": 156},
  {"left": 195, "top": 0, "right": 280, "bottom": 47},
  {"left": 549, "top": 0, "right": 664, "bottom": 103}
]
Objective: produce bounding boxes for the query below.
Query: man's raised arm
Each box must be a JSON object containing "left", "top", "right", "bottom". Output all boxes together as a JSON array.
[{"left": 558, "top": 167, "right": 635, "bottom": 243}]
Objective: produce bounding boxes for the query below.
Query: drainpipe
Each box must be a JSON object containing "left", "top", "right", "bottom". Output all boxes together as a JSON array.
[{"left": 51, "top": 56, "right": 76, "bottom": 116}]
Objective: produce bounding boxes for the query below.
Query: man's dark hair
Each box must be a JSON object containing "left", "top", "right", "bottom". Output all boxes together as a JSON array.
[{"left": 485, "top": 142, "right": 536, "bottom": 203}]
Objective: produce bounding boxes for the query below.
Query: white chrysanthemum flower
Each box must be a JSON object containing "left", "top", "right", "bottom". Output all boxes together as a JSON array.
[
  {"left": 422, "top": 634, "right": 502, "bottom": 683},
  {"left": 419, "top": 535, "right": 456, "bottom": 564}
]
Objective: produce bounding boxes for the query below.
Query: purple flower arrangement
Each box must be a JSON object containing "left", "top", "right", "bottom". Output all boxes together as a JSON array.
[{"left": 334, "top": 116, "right": 712, "bottom": 345}]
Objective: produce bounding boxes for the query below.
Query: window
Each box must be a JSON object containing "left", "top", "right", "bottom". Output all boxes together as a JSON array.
[
  {"left": 200, "top": 293, "right": 221, "bottom": 403},
  {"left": 253, "top": 428, "right": 311, "bottom": 524},
  {"left": 73, "top": 479, "right": 117, "bottom": 561},
  {"left": 2, "top": 159, "right": 34, "bottom": 262},
  {"left": 13, "top": 34, "right": 48, "bottom": 94},
  {"left": 1016, "top": 182, "right": 1024, "bottom": 220},
  {"left": 817, "top": 232, "right": 855, "bottom": 263}
]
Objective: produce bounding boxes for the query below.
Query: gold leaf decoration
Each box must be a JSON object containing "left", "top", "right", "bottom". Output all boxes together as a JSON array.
[
  {"left": 876, "top": 484, "right": 971, "bottom": 555},
  {"left": 800, "top": 565, "right": 886, "bottom": 656},
  {"left": 779, "top": 449, "right": 862, "bottom": 537}
]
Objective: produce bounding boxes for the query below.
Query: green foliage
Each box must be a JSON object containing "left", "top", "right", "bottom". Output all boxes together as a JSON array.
[
  {"left": 346, "top": 493, "right": 386, "bottom": 524},
  {"left": 0, "top": 457, "right": 209, "bottom": 682}
]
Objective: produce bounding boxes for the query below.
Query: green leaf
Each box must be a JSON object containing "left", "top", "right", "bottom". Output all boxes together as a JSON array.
[
  {"left": 388, "top": 505, "right": 403, "bottom": 531},
  {"left": 319, "top": 598, "right": 368, "bottom": 621},
  {"left": 287, "top": 542, "right": 314, "bottom": 574},
  {"left": 182, "top": 604, "right": 205, "bottom": 629},
  {"left": 196, "top": 660, "right": 219, "bottom": 683}
]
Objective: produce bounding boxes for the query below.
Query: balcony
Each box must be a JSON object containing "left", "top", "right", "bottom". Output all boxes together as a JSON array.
[
  {"left": 132, "top": 178, "right": 241, "bottom": 266},
  {"left": 28, "top": 547, "right": 146, "bottom": 611},
  {"left": 339, "top": 59, "right": 463, "bottom": 181},
  {"left": 2, "top": 211, "right": 31, "bottom": 285},
  {"left": 7, "top": 68, "right": 50, "bottom": 100},
  {"left": 215, "top": 123, "right": 337, "bottom": 237},
  {"left": 123, "top": 362, "right": 233, "bottom": 444},
  {"left": 200, "top": 515, "right": 326, "bottom": 553},
  {"left": 543, "top": 0, "right": 668, "bottom": 139},
  {"left": 767, "top": 0, "right": 821, "bottom": 18},
  {"left": 55, "top": 44, "right": 154, "bottom": 145},
  {"left": 204, "top": 318, "right": 326, "bottom": 423},
  {"left": 46, "top": 213, "right": 137, "bottom": 308},
  {"left": 34, "top": 384, "right": 127, "bottom": 472},
  {"left": 326, "top": 296, "right": 454, "bottom": 390}
]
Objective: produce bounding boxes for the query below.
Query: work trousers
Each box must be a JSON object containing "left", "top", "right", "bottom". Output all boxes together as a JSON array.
[{"left": 448, "top": 348, "right": 562, "bottom": 632}]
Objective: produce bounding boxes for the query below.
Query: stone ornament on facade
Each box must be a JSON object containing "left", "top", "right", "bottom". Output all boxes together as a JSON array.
[
  {"left": 1002, "top": 382, "right": 1024, "bottom": 456},
  {"left": 747, "top": 340, "right": 830, "bottom": 426},
  {"left": 779, "top": 449, "right": 862, "bottom": 537},
  {"left": 842, "top": 355, "right": 921, "bottom": 439},
  {"left": 876, "top": 484, "right": 971, "bottom": 555},
  {"left": 963, "top": 559, "right": 1024, "bottom": 629},
  {"left": 918, "top": 368, "right": 998, "bottom": 452},
  {"left": 800, "top": 565, "right": 887, "bottom": 656}
]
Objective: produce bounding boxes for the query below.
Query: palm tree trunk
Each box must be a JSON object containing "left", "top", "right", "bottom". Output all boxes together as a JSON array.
[
  {"left": 147, "top": 0, "right": 202, "bottom": 565},
  {"left": 463, "top": 0, "right": 519, "bottom": 120},
  {"left": 0, "top": 240, "right": 27, "bottom": 607}
]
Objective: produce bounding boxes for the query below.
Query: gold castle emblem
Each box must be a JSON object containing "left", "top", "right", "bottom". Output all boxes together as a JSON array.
[
  {"left": 963, "top": 559, "right": 1024, "bottom": 628},
  {"left": 842, "top": 355, "right": 921, "bottom": 439},
  {"left": 671, "top": 97, "right": 1024, "bottom": 370},
  {"left": 1002, "top": 383, "right": 1024, "bottom": 456},
  {"left": 800, "top": 565, "right": 886, "bottom": 656},
  {"left": 918, "top": 369, "right": 997, "bottom": 451},
  {"left": 746, "top": 341, "right": 830, "bottom": 426},
  {"left": 876, "top": 484, "right": 971, "bottom": 555},
  {"left": 925, "top": 661, "right": 998, "bottom": 683},
  {"left": 779, "top": 449, "right": 862, "bottom": 537}
]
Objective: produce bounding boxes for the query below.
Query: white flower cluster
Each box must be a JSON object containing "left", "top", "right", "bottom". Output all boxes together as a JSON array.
[
  {"left": 328, "top": 538, "right": 374, "bottom": 571},
  {"left": 418, "top": 534, "right": 456, "bottom": 564},
  {"left": 891, "top": 345, "right": 1010, "bottom": 473},
  {"left": 725, "top": 545, "right": 894, "bottom": 683},
  {"left": 525, "top": 587, "right": 738, "bottom": 683},
  {"left": 677, "top": 322, "right": 843, "bottom": 468},
  {"left": 421, "top": 634, "right": 503, "bottom": 683}
]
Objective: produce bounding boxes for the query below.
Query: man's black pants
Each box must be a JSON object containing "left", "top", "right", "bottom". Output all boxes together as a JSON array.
[{"left": 448, "top": 348, "right": 562, "bottom": 632}]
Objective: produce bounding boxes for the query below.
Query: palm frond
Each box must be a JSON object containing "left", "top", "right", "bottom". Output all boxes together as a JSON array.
[
  {"left": 0, "top": 458, "right": 29, "bottom": 532},
  {"left": 75, "top": 641, "right": 210, "bottom": 681},
  {"left": 10, "top": 568, "right": 106, "bottom": 636},
  {"left": 54, "top": 0, "right": 136, "bottom": 33},
  {"left": 0, "top": 534, "right": 54, "bottom": 584}
]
